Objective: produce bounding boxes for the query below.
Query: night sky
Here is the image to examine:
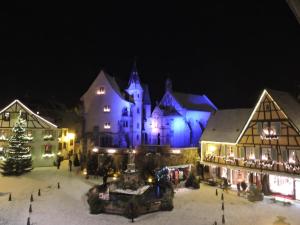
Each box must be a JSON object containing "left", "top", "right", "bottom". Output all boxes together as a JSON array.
[{"left": 1, "top": 2, "right": 300, "bottom": 109}]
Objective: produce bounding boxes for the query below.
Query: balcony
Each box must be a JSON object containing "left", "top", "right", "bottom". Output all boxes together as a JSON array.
[{"left": 203, "top": 155, "right": 300, "bottom": 175}]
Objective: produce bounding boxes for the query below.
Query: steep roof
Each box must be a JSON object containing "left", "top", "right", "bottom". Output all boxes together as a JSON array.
[
  {"left": 128, "top": 61, "right": 141, "bottom": 86},
  {"left": 267, "top": 89, "right": 300, "bottom": 131},
  {"left": 80, "top": 70, "right": 134, "bottom": 103},
  {"left": 142, "top": 84, "right": 151, "bottom": 105},
  {"left": 201, "top": 89, "right": 300, "bottom": 144},
  {"left": 0, "top": 100, "right": 58, "bottom": 129},
  {"left": 287, "top": 0, "right": 300, "bottom": 24},
  {"left": 172, "top": 92, "right": 217, "bottom": 112},
  {"left": 201, "top": 108, "right": 252, "bottom": 143},
  {"left": 103, "top": 71, "right": 128, "bottom": 101}
]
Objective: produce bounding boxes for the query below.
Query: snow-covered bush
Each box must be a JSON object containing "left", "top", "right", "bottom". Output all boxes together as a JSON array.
[{"left": 185, "top": 173, "right": 200, "bottom": 189}]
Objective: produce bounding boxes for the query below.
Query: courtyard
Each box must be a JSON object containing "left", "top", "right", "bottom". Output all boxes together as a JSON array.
[{"left": 0, "top": 161, "right": 299, "bottom": 225}]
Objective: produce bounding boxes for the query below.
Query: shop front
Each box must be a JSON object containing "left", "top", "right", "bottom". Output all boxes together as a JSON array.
[
  {"left": 269, "top": 175, "right": 300, "bottom": 200},
  {"left": 269, "top": 175, "right": 294, "bottom": 197},
  {"left": 219, "top": 166, "right": 262, "bottom": 189},
  {"left": 167, "top": 164, "right": 191, "bottom": 185},
  {"left": 295, "top": 179, "right": 300, "bottom": 200}
]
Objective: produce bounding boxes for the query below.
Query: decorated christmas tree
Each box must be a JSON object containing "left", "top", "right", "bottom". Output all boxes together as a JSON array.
[{"left": 0, "top": 111, "right": 33, "bottom": 175}]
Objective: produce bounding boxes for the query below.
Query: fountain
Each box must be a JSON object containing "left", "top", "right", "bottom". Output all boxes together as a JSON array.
[{"left": 86, "top": 149, "right": 174, "bottom": 218}]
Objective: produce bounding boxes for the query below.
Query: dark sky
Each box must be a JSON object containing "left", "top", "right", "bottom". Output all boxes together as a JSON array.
[{"left": 1, "top": 1, "right": 300, "bottom": 109}]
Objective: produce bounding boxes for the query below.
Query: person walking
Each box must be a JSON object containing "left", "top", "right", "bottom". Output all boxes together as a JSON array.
[
  {"left": 69, "top": 158, "right": 72, "bottom": 172},
  {"left": 56, "top": 156, "right": 61, "bottom": 169}
]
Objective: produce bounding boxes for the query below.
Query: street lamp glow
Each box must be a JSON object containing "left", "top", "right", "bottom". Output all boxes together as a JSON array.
[
  {"left": 107, "top": 149, "right": 116, "bottom": 154},
  {"left": 172, "top": 149, "right": 181, "bottom": 154},
  {"left": 67, "top": 133, "right": 75, "bottom": 140},
  {"left": 92, "top": 148, "right": 99, "bottom": 153}
]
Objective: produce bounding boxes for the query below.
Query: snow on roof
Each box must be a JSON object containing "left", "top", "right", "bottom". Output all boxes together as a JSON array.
[
  {"left": 267, "top": 89, "right": 300, "bottom": 132},
  {"left": 287, "top": 0, "right": 300, "bottom": 24},
  {"left": 172, "top": 92, "right": 217, "bottom": 112},
  {"left": 201, "top": 108, "right": 252, "bottom": 143},
  {"left": 202, "top": 89, "right": 300, "bottom": 144},
  {"left": 0, "top": 99, "right": 58, "bottom": 128},
  {"left": 103, "top": 71, "right": 131, "bottom": 102}
]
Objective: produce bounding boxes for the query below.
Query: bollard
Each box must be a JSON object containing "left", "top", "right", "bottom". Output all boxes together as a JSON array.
[
  {"left": 216, "top": 189, "right": 218, "bottom": 196},
  {"left": 221, "top": 193, "right": 224, "bottom": 201},
  {"left": 222, "top": 202, "right": 224, "bottom": 211},
  {"left": 38, "top": 189, "right": 41, "bottom": 196},
  {"left": 30, "top": 194, "right": 33, "bottom": 202},
  {"left": 222, "top": 214, "right": 225, "bottom": 224},
  {"left": 58, "top": 182, "right": 60, "bottom": 189},
  {"left": 8, "top": 193, "right": 11, "bottom": 201},
  {"left": 29, "top": 204, "right": 32, "bottom": 213},
  {"left": 27, "top": 217, "right": 30, "bottom": 225}
]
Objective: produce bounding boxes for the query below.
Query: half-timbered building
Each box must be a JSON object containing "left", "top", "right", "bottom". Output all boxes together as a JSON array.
[
  {"left": 0, "top": 100, "right": 59, "bottom": 167},
  {"left": 201, "top": 89, "right": 300, "bottom": 200}
]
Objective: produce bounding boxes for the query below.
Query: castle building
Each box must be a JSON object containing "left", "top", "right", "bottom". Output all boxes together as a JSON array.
[
  {"left": 80, "top": 63, "right": 151, "bottom": 148},
  {"left": 81, "top": 63, "right": 216, "bottom": 150},
  {"left": 148, "top": 78, "right": 217, "bottom": 147}
]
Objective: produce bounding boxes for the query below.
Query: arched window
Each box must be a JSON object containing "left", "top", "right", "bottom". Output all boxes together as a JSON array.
[{"left": 122, "top": 107, "right": 128, "bottom": 116}]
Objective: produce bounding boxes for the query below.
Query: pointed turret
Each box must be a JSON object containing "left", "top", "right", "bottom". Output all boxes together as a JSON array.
[
  {"left": 165, "top": 77, "right": 173, "bottom": 93},
  {"left": 126, "top": 60, "right": 144, "bottom": 147},
  {"left": 128, "top": 60, "right": 142, "bottom": 88}
]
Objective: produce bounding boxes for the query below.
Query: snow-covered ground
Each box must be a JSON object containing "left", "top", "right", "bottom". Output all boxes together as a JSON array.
[{"left": 0, "top": 161, "right": 299, "bottom": 225}]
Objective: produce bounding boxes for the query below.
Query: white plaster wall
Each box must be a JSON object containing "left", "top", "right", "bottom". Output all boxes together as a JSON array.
[{"left": 82, "top": 71, "right": 133, "bottom": 134}]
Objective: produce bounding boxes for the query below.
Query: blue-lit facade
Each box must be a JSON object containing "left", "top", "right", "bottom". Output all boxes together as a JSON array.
[
  {"left": 147, "top": 78, "right": 217, "bottom": 147},
  {"left": 81, "top": 64, "right": 217, "bottom": 148}
]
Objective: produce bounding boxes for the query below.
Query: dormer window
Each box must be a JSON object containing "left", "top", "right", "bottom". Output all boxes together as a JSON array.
[
  {"left": 104, "top": 122, "right": 111, "bottom": 129},
  {"left": 103, "top": 105, "right": 111, "bottom": 112},
  {"left": 3, "top": 112, "right": 10, "bottom": 121},
  {"left": 96, "top": 87, "right": 105, "bottom": 95}
]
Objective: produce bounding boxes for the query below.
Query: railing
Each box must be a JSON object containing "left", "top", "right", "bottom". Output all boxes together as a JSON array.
[{"left": 203, "top": 155, "right": 300, "bottom": 175}]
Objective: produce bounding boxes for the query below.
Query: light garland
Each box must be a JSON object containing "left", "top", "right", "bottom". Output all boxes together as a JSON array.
[
  {"left": 204, "top": 155, "right": 300, "bottom": 174},
  {"left": 41, "top": 153, "right": 55, "bottom": 158},
  {"left": 43, "top": 134, "right": 53, "bottom": 140}
]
